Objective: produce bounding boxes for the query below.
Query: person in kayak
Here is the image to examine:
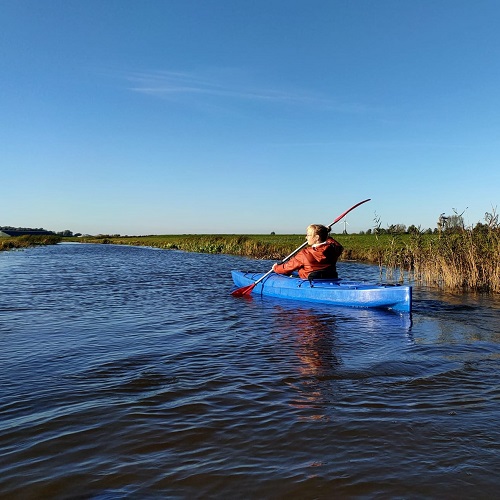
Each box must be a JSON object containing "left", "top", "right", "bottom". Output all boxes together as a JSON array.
[{"left": 272, "top": 224, "right": 343, "bottom": 280}]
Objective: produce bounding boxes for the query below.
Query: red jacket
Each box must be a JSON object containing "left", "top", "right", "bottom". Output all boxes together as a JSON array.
[{"left": 273, "top": 237, "right": 343, "bottom": 279}]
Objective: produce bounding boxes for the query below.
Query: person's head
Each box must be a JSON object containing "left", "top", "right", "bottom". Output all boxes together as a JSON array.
[{"left": 306, "top": 224, "right": 329, "bottom": 245}]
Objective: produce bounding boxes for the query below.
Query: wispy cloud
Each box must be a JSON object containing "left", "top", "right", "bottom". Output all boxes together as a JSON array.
[
  {"left": 127, "top": 69, "right": 311, "bottom": 102},
  {"left": 124, "top": 68, "right": 371, "bottom": 113}
]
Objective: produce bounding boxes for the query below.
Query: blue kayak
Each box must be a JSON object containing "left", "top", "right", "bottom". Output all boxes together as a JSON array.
[{"left": 231, "top": 271, "right": 412, "bottom": 312}]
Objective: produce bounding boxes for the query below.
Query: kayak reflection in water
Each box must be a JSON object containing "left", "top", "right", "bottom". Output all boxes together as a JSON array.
[{"left": 272, "top": 224, "right": 344, "bottom": 280}]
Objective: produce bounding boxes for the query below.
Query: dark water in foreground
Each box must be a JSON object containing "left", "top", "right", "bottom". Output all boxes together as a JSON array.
[{"left": 0, "top": 243, "right": 499, "bottom": 499}]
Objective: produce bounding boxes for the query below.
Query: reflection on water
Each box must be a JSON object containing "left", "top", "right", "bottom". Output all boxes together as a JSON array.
[
  {"left": 273, "top": 306, "right": 341, "bottom": 420},
  {"left": 0, "top": 243, "right": 499, "bottom": 498},
  {"left": 263, "top": 299, "right": 416, "bottom": 424}
]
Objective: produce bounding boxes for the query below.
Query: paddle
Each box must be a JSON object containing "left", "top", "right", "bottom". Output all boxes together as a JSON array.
[{"left": 231, "top": 198, "right": 371, "bottom": 297}]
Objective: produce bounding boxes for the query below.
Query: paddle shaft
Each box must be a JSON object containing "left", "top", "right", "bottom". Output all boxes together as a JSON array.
[
  {"left": 241, "top": 198, "right": 371, "bottom": 290},
  {"left": 248, "top": 242, "right": 308, "bottom": 288}
]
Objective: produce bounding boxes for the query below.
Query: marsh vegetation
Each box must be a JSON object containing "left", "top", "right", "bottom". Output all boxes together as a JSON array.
[
  {"left": 3, "top": 213, "right": 498, "bottom": 293},
  {"left": 0, "top": 234, "right": 62, "bottom": 251},
  {"left": 78, "top": 221, "right": 500, "bottom": 293}
]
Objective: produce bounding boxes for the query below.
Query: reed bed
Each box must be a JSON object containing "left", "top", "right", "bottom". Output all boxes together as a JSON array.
[
  {"left": 79, "top": 233, "right": 398, "bottom": 261},
  {"left": 0, "top": 234, "right": 62, "bottom": 251},
  {"left": 79, "top": 234, "right": 304, "bottom": 260},
  {"left": 4, "top": 230, "right": 498, "bottom": 293},
  {"left": 382, "top": 228, "right": 500, "bottom": 293}
]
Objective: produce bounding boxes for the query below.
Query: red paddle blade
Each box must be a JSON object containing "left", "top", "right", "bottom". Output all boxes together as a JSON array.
[{"left": 231, "top": 283, "right": 256, "bottom": 297}]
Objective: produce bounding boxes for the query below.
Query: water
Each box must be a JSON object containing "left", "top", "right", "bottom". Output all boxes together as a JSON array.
[{"left": 1, "top": 243, "right": 499, "bottom": 499}]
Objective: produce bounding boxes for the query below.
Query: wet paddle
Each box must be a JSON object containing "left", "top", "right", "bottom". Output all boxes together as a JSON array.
[{"left": 231, "top": 198, "right": 371, "bottom": 297}]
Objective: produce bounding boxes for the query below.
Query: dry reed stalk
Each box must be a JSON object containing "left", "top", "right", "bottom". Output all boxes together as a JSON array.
[{"left": 390, "top": 227, "right": 500, "bottom": 293}]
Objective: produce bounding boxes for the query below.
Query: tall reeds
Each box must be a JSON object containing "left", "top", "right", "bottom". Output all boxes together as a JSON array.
[{"left": 384, "top": 225, "right": 500, "bottom": 293}]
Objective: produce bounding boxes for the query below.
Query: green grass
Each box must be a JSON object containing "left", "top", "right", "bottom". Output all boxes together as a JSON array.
[{"left": 74, "top": 232, "right": 424, "bottom": 264}]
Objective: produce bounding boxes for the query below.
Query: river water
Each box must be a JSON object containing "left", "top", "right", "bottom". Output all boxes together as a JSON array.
[{"left": 0, "top": 243, "right": 499, "bottom": 499}]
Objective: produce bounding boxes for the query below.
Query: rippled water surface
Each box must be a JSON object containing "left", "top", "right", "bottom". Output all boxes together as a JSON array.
[{"left": 1, "top": 243, "right": 499, "bottom": 499}]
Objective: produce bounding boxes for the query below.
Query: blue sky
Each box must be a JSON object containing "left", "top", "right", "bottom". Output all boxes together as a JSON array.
[{"left": 2, "top": 1, "right": 499, "bottom": 235}]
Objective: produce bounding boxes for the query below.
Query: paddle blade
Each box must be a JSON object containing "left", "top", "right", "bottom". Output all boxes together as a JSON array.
[{"left": 231, "top": 283, "right": 256, "bottom": 297}]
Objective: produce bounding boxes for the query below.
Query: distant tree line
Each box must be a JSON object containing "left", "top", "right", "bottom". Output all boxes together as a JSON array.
[
  {"left": 360, "top": 225, "right": 435, "bottom": 235},
  {"left": 1, "top": 226, "right": 53, "bottom": 232},
  {"left": 355, "top": 210, "right": 498, "bottom": 236},
  {"left": 56, "top": 230, "right": 80, "bottom": 237},
  {"left": 0, "top": 226, "right": 80, "bottom": 237}
]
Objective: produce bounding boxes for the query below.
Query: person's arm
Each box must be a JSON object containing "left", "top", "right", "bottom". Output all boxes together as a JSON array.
[{"left": 273, "top": 252, "right": 304, "bottom": 275}]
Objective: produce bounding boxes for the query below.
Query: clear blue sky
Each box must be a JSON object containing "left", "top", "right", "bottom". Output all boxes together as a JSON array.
[{"left": 2, "top": 0, "right": 499, "bottom": 235}]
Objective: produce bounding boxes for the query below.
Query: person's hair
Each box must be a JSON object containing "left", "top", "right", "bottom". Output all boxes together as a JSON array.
[{"left": 307, "top": 224, "right": 329, "bottom": 242}]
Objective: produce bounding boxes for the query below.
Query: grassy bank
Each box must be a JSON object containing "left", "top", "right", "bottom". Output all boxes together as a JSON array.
[
  {"left": 78, "top": 230, "right": 500, "bottom": 293},
  {"left": 78, "top": 233, "right": 395, "bottom": 261},
  {"left": 4, "top": 231, "right": 497, "bottom": 293},
  {"left": 0, "top": 234, "right": 62, "bottom": 251}
]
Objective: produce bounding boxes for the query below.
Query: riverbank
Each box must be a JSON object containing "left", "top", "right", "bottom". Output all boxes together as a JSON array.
[
  {"left": 3, "top": 231, "right": 498, "bottom": 293},
  {"left": 77, "top": 230, "right": 500, "bottom": 293},
  {"left": 0, "top": 234, "right": 62, "bottom": 251}
]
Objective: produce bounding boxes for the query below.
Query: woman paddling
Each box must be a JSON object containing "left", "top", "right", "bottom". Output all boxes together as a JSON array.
[{"left": 272, "top": 224, "right": 343, "bottom": 280}]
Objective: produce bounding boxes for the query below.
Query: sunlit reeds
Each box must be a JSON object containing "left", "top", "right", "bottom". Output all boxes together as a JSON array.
[
  {"left": 384, "top": 226, "right": 500, "bottom": 293},
  {"left": 0, "top": 234, "right": 62, "bottom": 251},
  {"left": 81, "top": 234, "right": 302, "bottom": 260}
]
